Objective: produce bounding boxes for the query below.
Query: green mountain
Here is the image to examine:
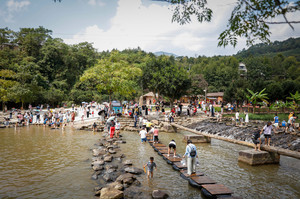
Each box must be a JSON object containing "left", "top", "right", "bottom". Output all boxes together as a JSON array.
[{"left": 236, "top": 37, "right": 300, "bottom": 60}]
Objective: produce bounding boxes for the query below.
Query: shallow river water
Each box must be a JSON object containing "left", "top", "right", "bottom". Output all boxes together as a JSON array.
[{"left": 0, "top": 126, "right": 300, "bottom": 199}]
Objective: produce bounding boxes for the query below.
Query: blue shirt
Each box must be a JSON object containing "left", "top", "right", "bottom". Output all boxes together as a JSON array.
[
  {"left": 184, "top": 144, "right": 197, "bottom": 158},
  {"left": 282, "top": 121, "right": 286, "bottom": 127},
  {"left": 274, "top": 116, "right": 279, "bottom": 123}
]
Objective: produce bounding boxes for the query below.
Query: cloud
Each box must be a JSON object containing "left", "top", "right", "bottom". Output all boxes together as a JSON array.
[
  {"left": 88, "top": 0, "right": 105, "bottom": 6},
  {"left": 3, "top": 0, "right": 30, "bottom": 22},
  {"left": 63, "top": 0, "right": 299, "bottom": 56}
]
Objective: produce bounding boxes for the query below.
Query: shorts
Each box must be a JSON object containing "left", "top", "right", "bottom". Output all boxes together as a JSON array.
[
  {"left": 252, "top": 138, "right": 259, "bottom": 145},
  {"left": 274, "top": 123, "right": 279, "bottom": 128},
  {"left": 169, "top": 144, "right": 176, "bottom": 149},
  {"left": 264, "top": 134, "right": 271, "bottom": 139},
  {"left": 236, "top": 119, "right": 239, "bottom": 122},
  {"left": 141, "top": 138, "right": 147, "bottom": 142},
  {"left": 154, "top": 136, "right": 158, "bottom": 142}
]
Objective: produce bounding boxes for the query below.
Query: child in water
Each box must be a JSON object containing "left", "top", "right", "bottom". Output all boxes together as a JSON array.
[{"left": 143, "top": 157, "right": 157, "bottom": 179}]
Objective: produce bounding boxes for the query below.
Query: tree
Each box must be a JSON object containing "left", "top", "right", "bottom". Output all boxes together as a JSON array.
[
  {"left": 0, "top": 69, "right": 17, "bottom": 110},
  {"left": 287, "top": 91, "right": 300, "bottom": 110},
  {"left": 187, "top": 74, "right": 208, "bottom": 99},
  {"left": 246, "top": 88, "right": 269, "bottom": 113},
  {"left": 162, "top": 0, "right": 300, "bottom": 47},
  {"left": 80, "top": 52, "right": 142, "bottom": 107},
  {"left": 159, "top": 63, "right": 191, "bottom": 108}
]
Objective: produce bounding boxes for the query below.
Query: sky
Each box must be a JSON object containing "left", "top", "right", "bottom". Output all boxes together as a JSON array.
[{"left": 0, "top": 0, "right": 300, "bottom": 57}]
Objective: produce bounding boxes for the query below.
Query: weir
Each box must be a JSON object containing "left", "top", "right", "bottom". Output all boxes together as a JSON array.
[{"left": 170, "top": 123, "right": 300, "bottom": 163}]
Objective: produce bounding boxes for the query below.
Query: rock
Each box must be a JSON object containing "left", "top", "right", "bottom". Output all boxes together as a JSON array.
[
  {"left": 106, "top": 169, "right": 116, "bottom": 174},
  {"left": 100, "top": 187, "right": 123, "bottom": 199},
  {"left": 152, "top": 190, "right": 169, "bottom": 199},
  {"left": 103, "top": 173, "right": 114, "bottom": 182},
  {"left": 104, "top": 156, "right": 113, "bottom": 162},
  {"left": 92, "top": 157, "right": 103, "bottom": 162},
  {"left": 108, "top": 181, "right": 124, "bottom": 191},
  {"left": 93, "top": 165, "right": 104, "bottom": 171},
  {"left": 92, "top": 160, "right": 105, "bottom": 166},
  {"left": 107, "top": 145, "right": 114, "bottom": 149},
  {"left": 116, "top": 173, "right": 135, "bottom": 183},
  {"left": 123, "top": 177, "right": 134, "bottom": 185},
  {"left": 91, "top": 171, "right": 101, "bottom": 180},
  {"left": 124, "top": 167, "right": 144, "bottom": 175},
  {"left": 120, "top": 154, "right": 126, "bottom": 158},
  {"left": 105, "top": 165, "right": 118, "bottom": 170},
  {"left": 123, "top": 160, "right": 133, "bottom": 165},
  {"left": 93, "top": 149, "right": 106, "bottom": 157},
  {"left": 94, "top": 186, "right": 104, "bottom": 196},
  {"left": 108, "top": 149, "right": 117, "bottom": 154},
  {"left": 152, "top": 120, "right": 159, "bottom": 125},
  {"left": 124, "top": 185, "right": 151, "bottom": 199}
]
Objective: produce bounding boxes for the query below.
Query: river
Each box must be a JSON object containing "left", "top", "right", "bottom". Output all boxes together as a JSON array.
[{"left": 0, "top": 126, "right": 300, "bottom": 199}]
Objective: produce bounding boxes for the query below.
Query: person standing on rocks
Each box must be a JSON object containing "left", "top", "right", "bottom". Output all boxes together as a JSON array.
[
  {"left": 252, "top": 128, "right": 261, "bottom": 151},
  {"left": 273, "top": 113, "right": 279, "bottom": 130},
  {"left": 109, "top": 120, "right": 115, "bottom": 138},
  {"left": 183, "top": 140, "right": 198, "bottom": 176},
  {"left": 143, "top": 157, "right": 157, "bottom": 179},
  {"left": 115, "top": 120, "right": 121, "bottom": 138},
  {"left": 134, "top": 112, "right": 138, "bottom": 127},
  {"left": 259, "top": 121, "right": 277, "bottom": 148},
  {"left": 235, "top": 110, "right": 240, "bottom": 125}
]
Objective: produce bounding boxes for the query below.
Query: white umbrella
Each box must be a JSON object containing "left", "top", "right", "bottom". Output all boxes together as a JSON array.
[{"left": 107, "top": 116, "right": 115, "bottom": 122}]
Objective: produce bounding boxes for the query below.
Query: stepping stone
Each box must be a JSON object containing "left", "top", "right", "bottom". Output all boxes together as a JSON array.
[
  {"left": 158, "top": 149, "right": 174, "bottom": 154},
  {"left": 156, "top": 147, "right": 168, "bottom": 150},
  {"left": 162, "top": 154, "right": 182, "bottom": 162},
  {"left": 190, "top": 176, "right": 216, "bottom": 185},
  {"left": 180, "top": 170, "right": 204, "bottom": 177},
  {"left": 153, "top": 143, "right": 166, "bottom": 147},
  {"left": 173, "top": 162, "right": 187, "bottom": 169},
  {"left": 202, "top": 184, "right": 233, "bottom": 196}
]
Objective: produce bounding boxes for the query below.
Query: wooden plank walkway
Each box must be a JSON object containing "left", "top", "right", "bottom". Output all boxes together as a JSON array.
[
  {"left": 202, "top": 184, "right": 233, "bottom": 195},
  {"left": 139, "top": 130, "right": 237, "bottom": 198}
]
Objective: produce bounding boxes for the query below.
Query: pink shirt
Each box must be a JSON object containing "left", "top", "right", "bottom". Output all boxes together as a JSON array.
[{"left": 153, "top": 129, "right": 159, "bottom": 136}]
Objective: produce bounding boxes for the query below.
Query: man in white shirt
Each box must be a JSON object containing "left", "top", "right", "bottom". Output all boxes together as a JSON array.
[{"left": 139, "top": 127, "right": 148, "bottom": 143}]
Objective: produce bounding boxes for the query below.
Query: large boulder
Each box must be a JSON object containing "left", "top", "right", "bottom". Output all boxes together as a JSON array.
[
  {"left": 116, "top": 173, "right": 135, "bottom": 183},
  {"left": 161, "top": 122, "right": 175, "bottom": 133},
  {"left": 100, "top": 187, "right": 123, "bottom": 199},
  {"left": 152, "top": 190, "right": 169, "bottom": 199},
  {"left": 124, "top": 167, "right": 144, "bottom": 175}
]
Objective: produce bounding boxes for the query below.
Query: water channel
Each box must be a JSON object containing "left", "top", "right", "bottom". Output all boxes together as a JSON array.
[{"left": 0, "top": 126, "right": 300, "bottom": 199}]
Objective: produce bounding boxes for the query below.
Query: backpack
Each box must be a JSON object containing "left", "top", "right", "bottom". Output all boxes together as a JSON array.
[{"left": 189, "top": 145, "right": 196, "bottom": 157}]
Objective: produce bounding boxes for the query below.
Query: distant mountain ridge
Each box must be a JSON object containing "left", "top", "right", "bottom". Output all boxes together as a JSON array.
[
  {"left": 154, "top": 51, "right": 178, "bottom": 57},
  {"left": 236, "top": 37, "right": 300, "bottom": 60}
]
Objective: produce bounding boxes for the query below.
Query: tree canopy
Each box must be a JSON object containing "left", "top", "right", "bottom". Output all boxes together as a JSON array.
[{"left": 162, "top": 0, "right": 300, "bottom": 47}]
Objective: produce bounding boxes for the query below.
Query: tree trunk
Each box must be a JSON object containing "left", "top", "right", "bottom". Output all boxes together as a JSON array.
[{"left": 22, "top": 101, "right": 24, "bottom": 110}]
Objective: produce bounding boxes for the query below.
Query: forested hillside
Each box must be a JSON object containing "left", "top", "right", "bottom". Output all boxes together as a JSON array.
[
  {"left": 236, "top": 37, "right": 300, "bottom": 61},
  {"left": 0, "top": 27, "right": 299, "bottom": 110}
]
